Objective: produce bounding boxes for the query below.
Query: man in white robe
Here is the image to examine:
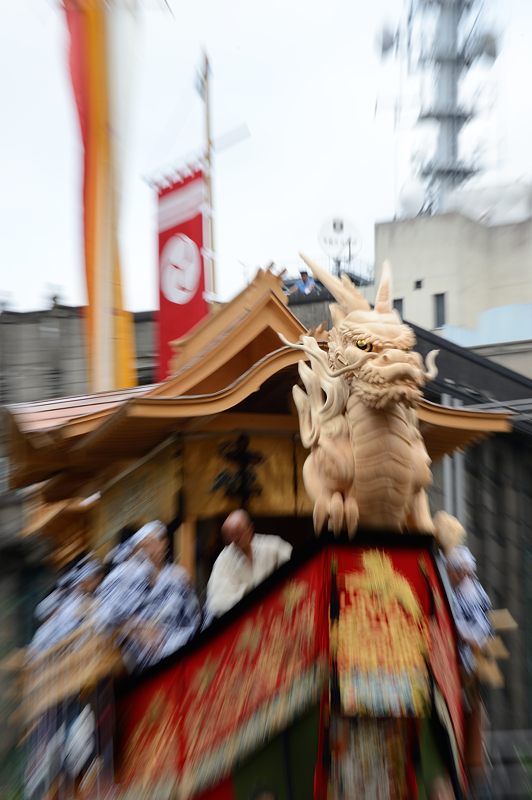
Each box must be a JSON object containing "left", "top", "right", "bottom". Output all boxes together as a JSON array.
[{"left": 205, "top": 510, "right": 293, "bottom": 619}]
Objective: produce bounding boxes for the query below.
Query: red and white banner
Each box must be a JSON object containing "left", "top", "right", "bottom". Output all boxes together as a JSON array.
[{"left": 157, "top": 170, "right": 210, "bottom": 381}]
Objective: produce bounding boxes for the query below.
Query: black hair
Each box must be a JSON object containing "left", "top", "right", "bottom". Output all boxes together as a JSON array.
[{"left": 119, "top": 525, "right": 138, "bottom": 544}]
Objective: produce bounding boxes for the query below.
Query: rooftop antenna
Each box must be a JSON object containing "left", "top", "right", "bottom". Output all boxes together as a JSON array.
[{"left": 379, "top": 0, "right": 498, "bottom": 214}]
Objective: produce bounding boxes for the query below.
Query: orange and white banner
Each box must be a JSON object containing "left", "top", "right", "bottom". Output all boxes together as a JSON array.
[{"left": 64, "top": 0, "right": 136, "bottom": 391}]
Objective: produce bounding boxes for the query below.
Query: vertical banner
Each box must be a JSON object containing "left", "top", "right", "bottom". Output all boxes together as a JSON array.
[
  {"left": 157, "top": 170, "right": 210, "bottom": 381},
  {"left": 64, "top": 0, "right": 136, "bottom": 392}
]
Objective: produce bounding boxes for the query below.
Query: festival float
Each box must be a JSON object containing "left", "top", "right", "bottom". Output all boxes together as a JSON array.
[
  {"left": 9, "top": 259, "right": 516, "bottom": 799},
  {"left": 2, "top": 2, "right": 518, "bottom": 796}
]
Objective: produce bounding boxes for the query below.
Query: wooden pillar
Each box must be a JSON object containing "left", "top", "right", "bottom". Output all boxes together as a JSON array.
[{"left": 178, "top": 517, "right": 196, "bottom": 581}]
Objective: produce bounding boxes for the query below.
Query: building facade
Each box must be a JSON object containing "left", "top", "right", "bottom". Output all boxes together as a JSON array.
[
  {"left": 0, "top": 303, "right": 154, "bottom": 483},
  {"left": 374, "top": 213, "right": 532, "bottom": 378}
]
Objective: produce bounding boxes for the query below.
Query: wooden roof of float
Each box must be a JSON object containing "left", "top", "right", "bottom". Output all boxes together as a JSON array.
[{"left": 4, "top": 268, "right": 511, "bottom": 505}]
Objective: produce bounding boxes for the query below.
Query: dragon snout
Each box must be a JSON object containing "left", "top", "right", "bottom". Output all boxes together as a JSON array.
[{"left": 372, "top": 349, "right": 423, "bottom": 374}]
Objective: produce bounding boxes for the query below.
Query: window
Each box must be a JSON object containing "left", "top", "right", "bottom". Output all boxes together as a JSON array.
[
  {"left": 414, "top": 279, "right": 423, "bottom": 290},
  {"left": 434, "top": 293, "right": 446, "bottom": 328},
  {"left": 393, "top": 298, "right": 404, "bottom": 317}
]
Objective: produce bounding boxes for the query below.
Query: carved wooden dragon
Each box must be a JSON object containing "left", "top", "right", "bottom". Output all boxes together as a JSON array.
[{"left": 280, "top": 255, "right": 438, "bottom": 537}]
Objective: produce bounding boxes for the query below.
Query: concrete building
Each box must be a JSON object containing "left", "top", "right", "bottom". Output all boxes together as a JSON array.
[
  {"left": 0, "top": 302, "right": 154, "bottom": 479},
  {"left": 0, "top": 301, "right": 156, "bottom": 408},
  {"left": 374, "top": 213, "right": 532, "bottom": 378}
]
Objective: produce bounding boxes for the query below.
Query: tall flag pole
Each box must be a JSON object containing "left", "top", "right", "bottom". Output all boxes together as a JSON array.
[
  {"left": 155, "top": 52, "right": 216, "bottom": 381},
  {"left": 64, "top": 0, "right": 136, "bottom": 392},
  {"left": 197, "top": 52, "right": 216, "bottom": 296}
]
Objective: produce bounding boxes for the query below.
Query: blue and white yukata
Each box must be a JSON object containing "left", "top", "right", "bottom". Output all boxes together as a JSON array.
[
  {"left": 25, "top": 559, "right": 103, "bottom": 798},
  {"left": 445, "top": 546, "right": 493, "bottom": 675},
  {"left": 95, "top": 552, "right": 153, "bottom": 633},
  {"left": 452, "top": 574, "right": 493, "bottom": 674},
  {"left": 122, "top": 563, "right": 201, "bottom": 670},
  {"left": 28, "top": 560, "right": 102, "bottom": 658},
  {"left": 96, "top": 543, "right": 200, "bottom": 671}
]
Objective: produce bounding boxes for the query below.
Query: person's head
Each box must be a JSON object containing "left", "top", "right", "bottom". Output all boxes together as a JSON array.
[
  {"left": 222, "top": 509, "right": 254, "bottom": 554},
  {"left": 132, "top": 520, "right": 168, "bottom": 568},
  {"left": 119, "top": 524, "right": 138, "bottom": 544},
  {"left": 300, "top": 270, "right": 309, "bottom": 283},
  {"left": 446, "top": 545, "right": 476, "bottom": 588}
]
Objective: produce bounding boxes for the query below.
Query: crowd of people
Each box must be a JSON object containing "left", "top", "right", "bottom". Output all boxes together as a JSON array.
[
  {"left": 29, "top": 508, "right": 492, "bottom": 679},
  {"left": 29, "top": 510, "right": 293, "bottom": 673}
]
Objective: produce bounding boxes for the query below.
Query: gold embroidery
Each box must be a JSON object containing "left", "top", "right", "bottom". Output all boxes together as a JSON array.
[
  {"left": 180, "top": 590, "right": 316, "bottom": 762},
  {"left": 344, "top": 551, "right": 423, "bottom": 621},
  {"left": 190, "top": 653, "right": 223, "bottom": 697},
  {"left": 123, "top": 691, "right": 178, "bottom": 786},
  {"left": 236, "top": 619, "right": 263, "bottom": 656},
  {"left": 282, "top": 580, "right": 308, "bottom": 615},
  {"left": 337, "top": 551, "right": 429, "bottom": 716}
]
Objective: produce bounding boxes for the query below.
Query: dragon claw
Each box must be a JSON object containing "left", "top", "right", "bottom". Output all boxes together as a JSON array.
[
  {"left": 313, "top": 498, "right": 328, "bottom": 537},
  {"left": 344, "top": 497, "right": 359, "bottom": 538},
  {"left": 314, "top": 494, "right": 359, "bottom": 537},
  {"left": 330, "top": 493, "right": 344, "bottom": 536}
]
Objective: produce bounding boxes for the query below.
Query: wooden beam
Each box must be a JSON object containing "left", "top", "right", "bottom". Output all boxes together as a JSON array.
[
  {"left": 418, "top": 398, "right": 511, "bottom": 432},
  {"left": 178, "top": 518, "right": 196, "bottom": 581},
  {"left": 201, "top": 413, "right": 299, "bottom": 433}
]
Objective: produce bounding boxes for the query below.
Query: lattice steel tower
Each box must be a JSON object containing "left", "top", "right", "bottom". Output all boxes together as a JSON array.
[{"left": 381, "top": 0, "right": 497, "bottom": 212}]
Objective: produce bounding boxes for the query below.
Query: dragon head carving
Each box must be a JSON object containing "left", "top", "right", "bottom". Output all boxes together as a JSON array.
[
  {"left": 295, "top": 255, "right": 438, "bottom": 410},
  {"left": 278, "top": 254, "right": 437, "bottom": 536}
]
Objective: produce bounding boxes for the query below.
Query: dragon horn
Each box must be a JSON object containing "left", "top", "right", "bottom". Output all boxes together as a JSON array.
[
  {"left": 298, "top": 252, "right": 370, "bottom": 313},
  {"left": 375, "top": 260, "right": 393, "bottom": 313}
]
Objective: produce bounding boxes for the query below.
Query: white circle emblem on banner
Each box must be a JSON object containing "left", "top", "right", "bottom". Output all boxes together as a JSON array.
[{"left": 161, "top": 234, "right": 201, "bottom": 305}]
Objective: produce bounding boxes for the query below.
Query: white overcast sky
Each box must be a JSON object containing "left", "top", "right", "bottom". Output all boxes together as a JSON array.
[{"left": 1, "top": 0, "right": 531, "bottom": 311}]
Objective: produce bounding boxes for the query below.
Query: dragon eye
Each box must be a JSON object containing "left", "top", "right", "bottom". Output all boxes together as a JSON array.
[{"left": 356, "top": 339, "right": 373, "bottom": 352}]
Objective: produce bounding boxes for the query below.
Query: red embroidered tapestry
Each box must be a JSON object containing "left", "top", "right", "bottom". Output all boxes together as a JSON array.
[{"left": 117, "top": 542, "right": 464, "bottom": 799}]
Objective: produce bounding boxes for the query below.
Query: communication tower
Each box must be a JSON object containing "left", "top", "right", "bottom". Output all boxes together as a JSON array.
[{"left": 379, "top": 0, "right": 498, "bottom": 213}]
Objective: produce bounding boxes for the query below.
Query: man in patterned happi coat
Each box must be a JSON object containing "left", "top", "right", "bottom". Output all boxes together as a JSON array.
[
  {"left": 99, "top": 521, "right": 201, "bottom": 671},
  {"left": 445, "top": 545, "right": 492, "bottom": 675},
  {"left": 28, "top": 557, "right": 103, "bottom": 657}
]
